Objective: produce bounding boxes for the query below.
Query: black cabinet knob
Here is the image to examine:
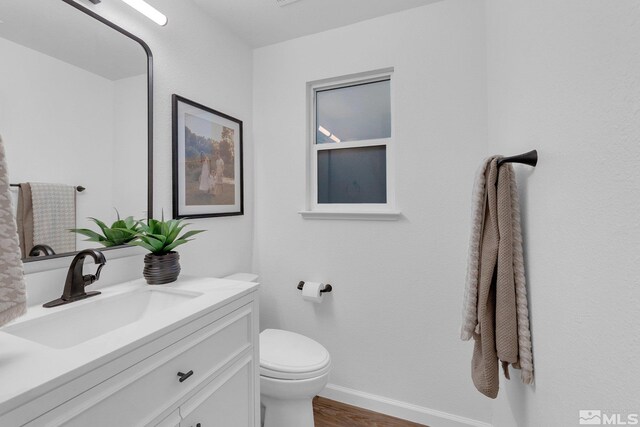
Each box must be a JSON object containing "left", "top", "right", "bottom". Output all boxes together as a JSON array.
[{"left": 177, "top": 370, "right": 194, "bottom": 382}]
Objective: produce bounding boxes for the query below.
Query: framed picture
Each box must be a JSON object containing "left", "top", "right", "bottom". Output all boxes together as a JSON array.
[{"left": 172, "top": 94, "right": 244, "bottom": 218}]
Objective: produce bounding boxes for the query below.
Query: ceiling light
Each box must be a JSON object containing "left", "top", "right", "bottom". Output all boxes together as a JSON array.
[
  {"left": 330, "top": 134, "right": 341, "bottom": 143},
  {"left": 120, "top": 0, "right": 168, "bottom": 26},
  {"left": 318, "top": 126, "right": 331, "bottom": 137}
]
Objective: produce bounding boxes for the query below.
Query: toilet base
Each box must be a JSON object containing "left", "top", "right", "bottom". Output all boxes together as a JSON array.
[
  {"left": 262, "top": 395, "right": 315, "bottom": 427},
  {"left": 260, "top": 373, "right": 329, "bottom": 427}
]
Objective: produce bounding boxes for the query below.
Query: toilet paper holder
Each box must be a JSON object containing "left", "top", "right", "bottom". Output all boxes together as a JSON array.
[{"left": 297, "top": 281, "right": 333, "bottom": 293}]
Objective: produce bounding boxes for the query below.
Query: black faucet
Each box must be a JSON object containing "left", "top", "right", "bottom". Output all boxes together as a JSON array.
[
  {"left": 43, "top": 249, "right": 107, "bottom": 308},
  {"left": 28, "top": 244, "right": 56, "bottom": 257}
]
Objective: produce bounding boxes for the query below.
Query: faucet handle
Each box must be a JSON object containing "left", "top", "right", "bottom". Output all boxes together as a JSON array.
[
  {"left": 95, "top": 261, "right": 106, "bottom": 280},
  {"left": 83, "top": 263, "right": 105, "bottom": 285},
  {"left": 94, "top": 262, "right": 105, "bottom": 281}
]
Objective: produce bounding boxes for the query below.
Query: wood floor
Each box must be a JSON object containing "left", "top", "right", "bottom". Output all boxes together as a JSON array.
[{"left": 313, "top": 397, "right": 427, "bottom": 427}]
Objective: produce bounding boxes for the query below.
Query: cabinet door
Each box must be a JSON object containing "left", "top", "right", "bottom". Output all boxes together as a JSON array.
[
  {"left": 155, "top": 409, "right": 181, "bottom": 427},
  {"left": 180, "top": 355, "right": 254, "bottom": 427}
]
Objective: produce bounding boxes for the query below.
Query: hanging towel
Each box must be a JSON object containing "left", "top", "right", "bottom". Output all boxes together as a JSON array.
[
  {"left": 29, "top": 182, "right": 76, "bottom": 255},
  {"left": 461, "top": 157, "right": 534, "bottom": 398},
  {"left": 16, "top": 183, "right": 34, "bottom": 258},
  {"left": 0, "top": 135, "right": 27, "bottom": 326},
  {"left": 461, "top": 156, "right": 494, "bottom": 341}
]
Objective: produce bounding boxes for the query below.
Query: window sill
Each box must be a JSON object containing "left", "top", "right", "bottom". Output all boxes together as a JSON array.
[{"left": 298, "top": 210, "right": 402, "bottom": 221}]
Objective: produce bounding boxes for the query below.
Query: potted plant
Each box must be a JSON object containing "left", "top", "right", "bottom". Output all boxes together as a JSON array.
[
  {"left": 71, "top": 211, "right": 140, "bottom": 247},
  {"left": 130, "top": 217, "right": 204, "bottom": 285}
]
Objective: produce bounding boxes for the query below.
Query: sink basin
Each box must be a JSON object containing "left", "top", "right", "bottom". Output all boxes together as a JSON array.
[{"left": 3, "top": 288, "right": 202, "bottom": 349}]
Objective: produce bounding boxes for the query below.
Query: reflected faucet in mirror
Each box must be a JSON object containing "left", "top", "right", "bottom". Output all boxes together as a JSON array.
[
  {"left": 43, "top": 249, "right": 107, "bottom": 308},
  {"left": 28, "top": 244, "right": 56, "bottom": 257}
]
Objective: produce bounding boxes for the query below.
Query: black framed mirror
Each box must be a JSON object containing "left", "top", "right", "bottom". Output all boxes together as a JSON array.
[{"left": 0, "top": 0, "right": 153, "bottom": 263}]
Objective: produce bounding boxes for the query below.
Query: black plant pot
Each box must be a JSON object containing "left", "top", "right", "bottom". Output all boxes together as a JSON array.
[{"left": 143, "top": 252, "right": 181, "bottom": 285}]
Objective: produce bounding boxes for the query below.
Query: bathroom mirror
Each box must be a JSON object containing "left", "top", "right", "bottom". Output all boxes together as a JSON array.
[{"left": 0, "top": 0, "right": 153, "bottom": 262}]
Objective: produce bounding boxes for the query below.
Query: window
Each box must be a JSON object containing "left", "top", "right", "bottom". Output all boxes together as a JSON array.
[{"left": 303, "top": 69, "right": 399, "bottom": 220}]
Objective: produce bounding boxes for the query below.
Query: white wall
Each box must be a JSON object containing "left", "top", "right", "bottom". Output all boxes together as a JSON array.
[
  {"left": 253, "top": 1, "right": 491, "bottom": 425},
  {"left": 486, "top": 0, "right": 640, "bottom": 425},
  {"left": 85, "top": 0, "right": 254, "bottom": 279},
  {"left": 113, "top": 73, "right": 148, "bottom": 220},
  {"left": 18, "top": 0, "right": 254, "bottom": 298}
]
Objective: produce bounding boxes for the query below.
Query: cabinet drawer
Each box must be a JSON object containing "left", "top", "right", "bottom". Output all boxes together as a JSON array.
[
  {"left": 180, "top": 355, "right": 254, "bottom": 427},
  {"left": 29, "top": 305, "right": 253, "bottom": 427}
]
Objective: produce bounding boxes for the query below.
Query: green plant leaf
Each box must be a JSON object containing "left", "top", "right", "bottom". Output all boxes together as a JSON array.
[
  {"left": 147, "top": 233, "right": 168, "bottom": 245},
  {"left": 164, "top": 238, "right": 190, "bottom": 252},
  {"left": 136, "top": 221, "right": 150, "bottom": 234},
  {"left": 123, "top": 216, "right": 137, "bottom": 230},
  {"left": 140, "top": 234, "right": 165, "bottom": 253},
  {"left": 151, "top": 218, "right": 160, "bottom": 228},
  {"left": 166, "top": 223, "right": 185, "bottom": 244},
  {"left": 103, "top": 227, "right": 117, "bottom": 242},
  {"left": 160, "top": 220, "right": 169, "bottom": 240},
  {"left": 88, "top": 217, "right": 109, "bottom": 232},
  {"left": 177, "top": 229, "right": 205, "bottom": 241},
  {"left": 129, "top": 240, "right": 158, "bottom": 252},
  {"left": 69, "top": 228, "right": 107, "bottom": 242},
  {"left": 108, "top": 228, "right": 137, "bottom": 245},
  {"left": 112, "top": 219, "right": 126, "bottom": 229}
]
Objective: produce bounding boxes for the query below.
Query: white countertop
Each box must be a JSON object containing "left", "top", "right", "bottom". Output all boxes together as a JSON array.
[{"left": 0, "top": 276, "right": 259, "bottom": 417}]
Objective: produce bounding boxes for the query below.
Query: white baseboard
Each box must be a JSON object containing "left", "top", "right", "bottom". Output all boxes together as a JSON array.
[{"left": 319, "top": 383, "right": 492, "bottom": 427}]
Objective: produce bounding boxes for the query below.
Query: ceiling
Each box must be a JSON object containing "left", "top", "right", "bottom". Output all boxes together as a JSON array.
[{"left": 191, "top": 0, "right": 441, "bottom": 48}]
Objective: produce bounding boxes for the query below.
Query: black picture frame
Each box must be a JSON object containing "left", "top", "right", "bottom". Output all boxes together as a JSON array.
[{"left": 172, "top": 95, "right": 244, "bottom": 219}]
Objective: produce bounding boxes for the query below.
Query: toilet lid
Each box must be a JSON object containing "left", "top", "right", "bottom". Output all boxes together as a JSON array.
[{"left": 260, "top": 329, "right": 331, "bottom": 380}]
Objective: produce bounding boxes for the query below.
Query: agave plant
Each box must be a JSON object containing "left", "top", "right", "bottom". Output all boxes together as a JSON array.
[
  {"left": 71, "top": 212, "right": 140, "bottom": 247},
  {"left": 130, "top": 217, "right": 205, "bottom": 256}
]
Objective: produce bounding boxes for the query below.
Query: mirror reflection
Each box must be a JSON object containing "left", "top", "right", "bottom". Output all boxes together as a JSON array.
[{"left": 0, "top": 0, "right": 150, "bottom": 261}]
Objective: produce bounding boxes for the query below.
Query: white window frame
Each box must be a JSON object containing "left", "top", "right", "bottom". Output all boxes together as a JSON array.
[{"left": 301, "top": 68, "right": 400, "bottom": 221}]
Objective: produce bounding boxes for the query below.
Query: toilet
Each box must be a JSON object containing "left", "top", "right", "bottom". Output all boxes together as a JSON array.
[
  {"left": 260, "top": 329, "right": 331, "bottom": 427},
  {"left": 222, "top": 273, "right": 331, "bottom": 427}
]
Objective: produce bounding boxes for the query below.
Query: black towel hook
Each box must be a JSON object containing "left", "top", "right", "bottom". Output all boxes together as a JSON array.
[{"left": 497, "top": 150, "right": 538, "bottom": 168}]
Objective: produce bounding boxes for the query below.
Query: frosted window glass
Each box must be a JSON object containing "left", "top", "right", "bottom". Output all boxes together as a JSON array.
[
  {"left": 316, "top": 80, "right": 391, "bottom": 144},
  {"left": 317, "top": 146, "right": 387, "bottom": 204}
]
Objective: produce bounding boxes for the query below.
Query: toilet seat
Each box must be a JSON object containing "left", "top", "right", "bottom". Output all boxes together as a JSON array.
[{"left": 260, "top": 329, "right": 331, "bottom": 380}]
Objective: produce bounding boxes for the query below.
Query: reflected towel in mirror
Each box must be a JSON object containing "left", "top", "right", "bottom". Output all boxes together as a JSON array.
[{"left": 17, "top": 182, "right": 77, "bottom": 257}]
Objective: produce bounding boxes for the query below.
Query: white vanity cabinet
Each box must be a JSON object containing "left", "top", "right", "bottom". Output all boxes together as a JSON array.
[{"left": 0, "top": 278, "right": 260, "bottom": 427}]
